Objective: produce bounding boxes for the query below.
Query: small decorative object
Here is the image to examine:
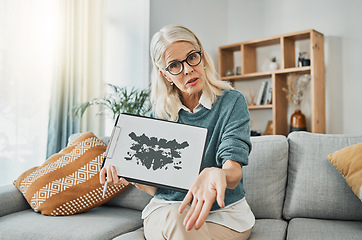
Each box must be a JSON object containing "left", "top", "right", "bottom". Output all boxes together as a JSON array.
[
  {"left": 298, "top": 52, "right": 306, "bottom": 67},
  {"left": 298, "top": 52, "right": 310, "bottom": 67},
  {"left": 236, "top": 66, "right": 241, "bottom": 75},
  {"left": 225, "top": 70, "right": 234, "bottom": 76},
  {"left": 247, "top": 88, "right": 257, "bottom": 105},
  {"left": 302, "top": 59, "right": 310, "bottom": 66},
  {"left": 264, "top": 120, "right": 273, "bottom": 135},
  {"left": 283, "top": 73, "right": 311, "bottom": 133},
  {"left": 250, "top": 130, "right": 261, "bottom": 136},
  {"left": 289, "top": 110, "right": 306, "bottom": 132},
  {"left": 73, "top": 83, "right": 151, "bottom": 120},
  {"left": 268, "top": 57, "right": 279, "bottom": 71}
]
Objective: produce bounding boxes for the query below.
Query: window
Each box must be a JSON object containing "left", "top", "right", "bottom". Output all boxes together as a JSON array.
[{"left": 0, "top": 1, "right": 58, "bottom": 186}]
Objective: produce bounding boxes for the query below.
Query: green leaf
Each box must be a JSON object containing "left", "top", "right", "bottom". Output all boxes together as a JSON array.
[{"left": 73, "top": 83, "right": 151, "bottom": 120}]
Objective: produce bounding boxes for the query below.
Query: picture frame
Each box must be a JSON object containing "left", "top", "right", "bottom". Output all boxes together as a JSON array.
[{"left": 102, "top": 113, "right": 208, "bottom": 193}]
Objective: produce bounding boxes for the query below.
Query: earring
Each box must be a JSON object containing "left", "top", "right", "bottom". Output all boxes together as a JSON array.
[{"left": 170, "top": 82, "right": 174, "bottom": 86}]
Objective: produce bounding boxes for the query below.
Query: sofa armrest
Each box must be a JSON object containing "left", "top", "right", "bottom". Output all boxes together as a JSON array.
[{"left": 0, "top": 184, "right": 30, "bottom": 217}]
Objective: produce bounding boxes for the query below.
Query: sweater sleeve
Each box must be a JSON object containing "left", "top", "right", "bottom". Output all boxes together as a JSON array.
[{"left": 216, "top": 91, "right": 252, "bottom": 167}]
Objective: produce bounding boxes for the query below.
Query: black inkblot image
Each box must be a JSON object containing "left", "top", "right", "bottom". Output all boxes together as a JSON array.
[{"left": 125, "top": 132, "right": 189, "bottom": 171}]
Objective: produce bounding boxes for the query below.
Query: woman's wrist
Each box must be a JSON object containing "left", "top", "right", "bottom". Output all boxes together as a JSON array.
[{"left": 222, "top": 160, "right": 243, "bottom": 189}]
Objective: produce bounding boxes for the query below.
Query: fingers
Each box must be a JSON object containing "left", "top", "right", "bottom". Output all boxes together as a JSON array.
[
  {"left": 184, "top": 199, "right": 203, "bottom": 231},
  {"left": 183, "top": 199, "right": 213, "bottom": 231},
  {"left": 216, "top": 182, "right": 226, "bottom": 208},
  {"left": 180, "top": 167, "right": 228, "bottom": 231},
  {"left": 183, "top": 198, "right": 198, "bottom": 227},
  {"left": 179, "top": 191, "right": 193, "bottom": 214},
  {"left": 101, "top": 165, "right": 123, "bottom": 186},
  {"left": 99, "top": 167, "right": 106, "bottom": 185},
  {"left": 195, "top": 200, "right": 213, "bottom": 230},
  {"left": 110, "top": 165, "right": 119, "bottom": 183}
]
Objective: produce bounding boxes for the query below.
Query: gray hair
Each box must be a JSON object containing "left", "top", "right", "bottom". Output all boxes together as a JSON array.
[{"left": 150, "top": 25, "right": 232, "bottom": 121}]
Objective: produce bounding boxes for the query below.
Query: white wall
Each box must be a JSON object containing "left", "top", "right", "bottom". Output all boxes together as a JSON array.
[
  {"left": 150, "top": 0, "right": 228, "bottom": 68},
  {"left": 226, "top": 0, "right": 362, "bottom": 134},
  {"left": 150, "top": 0, "right": 362, "bottom": 134},
  {"left": 103, "top": 0, "right": 150, "bottom": 135},
  {"left": 103, "top": 0, "right": 149, "bottom": 90}
]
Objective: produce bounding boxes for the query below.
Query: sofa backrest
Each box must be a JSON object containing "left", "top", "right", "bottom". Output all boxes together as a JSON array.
[
  {"left": 283, "top": 132, "right": 362, "bottom": 221},
  {"left": 244, "top": 135, "right": 289, "bottom": 219}
]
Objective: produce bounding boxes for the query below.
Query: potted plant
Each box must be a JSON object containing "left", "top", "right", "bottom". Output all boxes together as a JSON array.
[{"left": 73, "top": 83, "right": 151, "bottom": 120}]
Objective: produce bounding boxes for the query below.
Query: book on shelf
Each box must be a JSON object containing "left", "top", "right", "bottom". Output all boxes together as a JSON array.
[
  {"left": 256, "top": 80, "right": 271, "bottom": 105},
  {"left": 265, "top": 81, "right": 273, "bottom": 105},
  {"left": 256, "top": 81, "right": 266, "bottom": 105},
  {"left": 260, "top": 81, "right": 269, "bottom": 105}
]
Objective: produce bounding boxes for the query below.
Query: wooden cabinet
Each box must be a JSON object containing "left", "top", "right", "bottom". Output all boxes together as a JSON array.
[{"left": 218, "top": 29, "right": 325, "bottom": 136}]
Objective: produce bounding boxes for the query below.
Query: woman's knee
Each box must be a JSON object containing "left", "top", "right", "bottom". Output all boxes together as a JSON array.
[{"left": 164, "top": 204, "right": 188, "bottom": 226}]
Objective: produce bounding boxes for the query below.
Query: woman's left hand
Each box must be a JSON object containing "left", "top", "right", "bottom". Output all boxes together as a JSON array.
[{"left": 178, "top": 167, "right": 227, "bottom": 231}]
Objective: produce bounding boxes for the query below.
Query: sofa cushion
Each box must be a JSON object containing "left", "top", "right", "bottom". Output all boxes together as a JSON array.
[
  {"left": 244, "top": 135, "right": 288, "bottom": 219},
  {"left": 283, "top": 132, "right": 362, "bottom": 220},
  {"left": 328, "top": 142, "right": 362, "bottom": 201},
  {"left": 249, "top": 219, "right": 288, "bottom": 240},
  {"left": 14, "top": 132, "right": 129, "bottom": 215},
  {"left": 0, "top": 206, "right": 143, "bottom": 240},
  {"left": 105, "top": 185, "right": 152, "bottom": 211},
  {"left": 0, "top": 184, "right": 30, "bottom": 217},
  {"left": 113, "top": 227, "right": 145, "bottom": 240},
  {"left": 287, "top": 218, "right": 362, "bottom": 240}
]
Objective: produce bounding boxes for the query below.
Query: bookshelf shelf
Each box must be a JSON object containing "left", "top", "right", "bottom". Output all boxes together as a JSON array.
[
  {"left": 248, "top": 104, "right": 273, "bottom": 110},
  {"left": 219, "top": 29, "right": 325, "bottom": 135}
]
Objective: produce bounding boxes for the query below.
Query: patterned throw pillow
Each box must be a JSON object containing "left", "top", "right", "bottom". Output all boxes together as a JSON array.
[
  {"left": 328, "top": 142, "right": 362, "bottom": 201},
  {"left": 14, "top": 132, "right": 129, "bottom": 215}
]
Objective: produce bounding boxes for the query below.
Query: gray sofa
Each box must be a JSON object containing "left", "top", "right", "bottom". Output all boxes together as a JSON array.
[{"left": 1, "top": 132, "right": 361, "bottom": 239}]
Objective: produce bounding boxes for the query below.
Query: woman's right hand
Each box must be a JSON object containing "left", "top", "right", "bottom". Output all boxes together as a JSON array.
[
  {"left": 99, "top": 165, "right": 158, "bottom": 196},
  {"left": 99, "top": 165, "right": 129, "bottom": 186}
]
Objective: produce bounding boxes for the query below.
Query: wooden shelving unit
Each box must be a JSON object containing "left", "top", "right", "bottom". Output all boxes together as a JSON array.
[{"left": 219, "top": 29, "right": 325, "bottom": 136}]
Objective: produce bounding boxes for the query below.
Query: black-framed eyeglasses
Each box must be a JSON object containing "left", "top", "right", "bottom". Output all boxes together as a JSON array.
[{"left": 164, "top": 51, "right": 202, "bottom": 75}]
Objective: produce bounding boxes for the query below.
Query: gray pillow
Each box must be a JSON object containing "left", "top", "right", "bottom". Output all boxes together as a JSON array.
[
  {"left": 283, "top": 132, "right": 362, "bottom": 220},
  {"left": 244, "top": 135, "right": 288, "bottom": 219}
]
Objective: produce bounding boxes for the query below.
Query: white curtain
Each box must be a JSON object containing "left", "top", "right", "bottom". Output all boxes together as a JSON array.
[
  {"left": 0, "top": 0, "right": 58, "bottom": 186},
  {"left": 76, "top": 0, "right": 105, "bottom": 134},
  {"left": 47, "top": 0, "right": 105, "bottom": 158},
  {"left": 0, "top": 0, "right": 149, "bottom": 186}
]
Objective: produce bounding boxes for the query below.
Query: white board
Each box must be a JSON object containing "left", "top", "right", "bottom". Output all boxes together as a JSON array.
[{"left": 102, "top": 113, "right": 208, "bottom": 192}]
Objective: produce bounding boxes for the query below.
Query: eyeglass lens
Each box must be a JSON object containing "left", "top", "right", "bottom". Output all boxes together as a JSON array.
[{"left": 167, "top": 52, "right": 202, "bottom": 75}]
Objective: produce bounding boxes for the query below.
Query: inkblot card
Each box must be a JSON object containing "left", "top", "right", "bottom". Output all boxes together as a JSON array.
[{"left": 102, "top": 113, "right": 208, "bottom": 193}]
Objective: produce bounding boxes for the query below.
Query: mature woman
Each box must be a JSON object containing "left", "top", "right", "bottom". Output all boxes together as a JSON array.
[{"left": 100, "top": 25, "right": 255, "bottom": 240}]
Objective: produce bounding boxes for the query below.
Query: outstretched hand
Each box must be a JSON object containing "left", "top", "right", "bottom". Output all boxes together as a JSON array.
[{"left": 178, "top": 167, "right": 227, "bottom": 231}]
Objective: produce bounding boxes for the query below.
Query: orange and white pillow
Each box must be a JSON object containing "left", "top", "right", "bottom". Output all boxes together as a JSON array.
[{"left": 14, "top": 132, "right": 129, "bottom": 215}]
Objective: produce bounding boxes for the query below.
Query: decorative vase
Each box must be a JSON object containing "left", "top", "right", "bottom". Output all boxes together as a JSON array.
[
  {"left": 269, "top": 61, "right": 279, "bottom": 71},
  {"left": 289, "top": 109, "right": 306, "bottom": 133}
]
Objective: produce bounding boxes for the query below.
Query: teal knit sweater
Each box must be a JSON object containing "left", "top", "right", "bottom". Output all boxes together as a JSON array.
[{"left": 154, "top": 89, "right": 252, "bottom": 211}]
